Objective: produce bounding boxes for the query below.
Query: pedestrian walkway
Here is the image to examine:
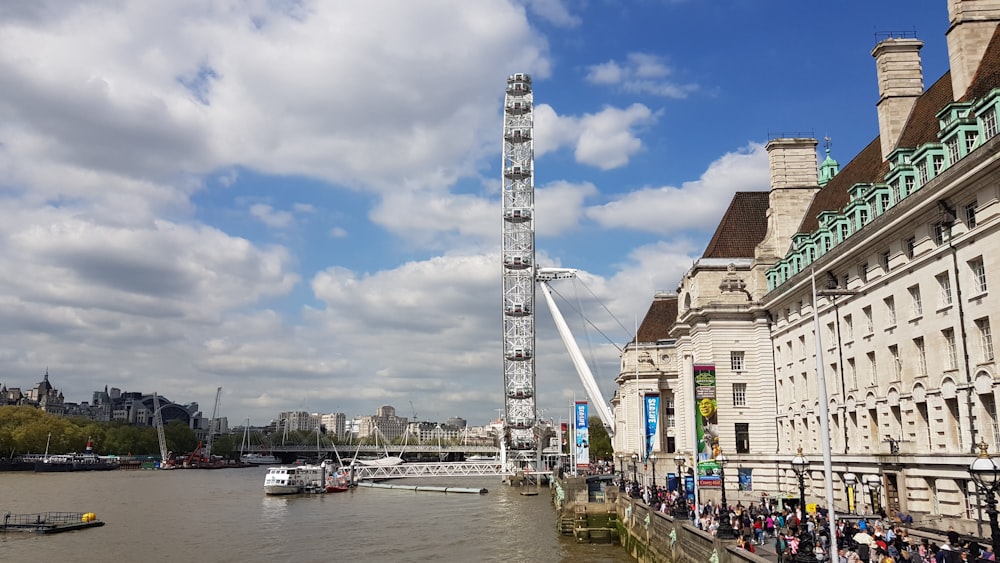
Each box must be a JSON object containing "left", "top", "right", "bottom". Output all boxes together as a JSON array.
[{"left": 753, "top": 539, "right": 779, "bottom": 562}]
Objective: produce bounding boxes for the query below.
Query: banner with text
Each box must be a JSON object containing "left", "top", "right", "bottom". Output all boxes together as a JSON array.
[
  {"left": 694, "top": 364, "right": 720, "bottom": 488},
  {"left": 575, "top": 401, "right": 590, "bottom": 469},
  {"left": 644, "top": 394, "right": 659, "bottom": 462}
]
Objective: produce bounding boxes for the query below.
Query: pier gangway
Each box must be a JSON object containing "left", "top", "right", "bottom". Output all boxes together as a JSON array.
[{"left": 352, "top": 461, "right": 506, "bottom": 480}]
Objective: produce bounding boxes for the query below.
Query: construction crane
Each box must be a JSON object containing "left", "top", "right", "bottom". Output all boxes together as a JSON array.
[
  {"left": 204, "top": 386, "right": 222, "bottom": 461},
  {"left": 152, "top": 393, "right": 171, "bottom": 466}
]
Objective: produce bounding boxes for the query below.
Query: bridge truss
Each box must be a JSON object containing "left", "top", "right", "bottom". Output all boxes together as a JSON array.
[{"left": 353, "top": 461, "right": 505, "bottom": 480}]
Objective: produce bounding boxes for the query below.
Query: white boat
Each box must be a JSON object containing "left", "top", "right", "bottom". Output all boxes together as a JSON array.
[
  {"left": 263, "top": 464, "right": 326, "bottom": 495},
  {"left": 241, "top": 453, "right": 281, "bottom": 465}
]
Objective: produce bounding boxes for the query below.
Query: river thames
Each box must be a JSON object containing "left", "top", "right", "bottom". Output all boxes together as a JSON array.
[{"left": 0, "top": 467, "right": 632, "bottom": 562}]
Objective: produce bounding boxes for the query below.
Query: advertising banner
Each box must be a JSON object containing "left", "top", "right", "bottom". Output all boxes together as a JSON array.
[
  {"left": 575, "top": 401, "right": 589, "bottom": 469},
  {"left": 738, "top": 468, "right": 753, "bottom": 491},
  {"left": 644, "top": 394, "right": 659, "bottom": 462},
  {"left": 694, "top": 364, "right": 720, "bottom": 488}
]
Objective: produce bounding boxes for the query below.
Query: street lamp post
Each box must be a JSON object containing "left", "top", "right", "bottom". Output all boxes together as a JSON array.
[
  {"left": 651, "top": 455, "right": 657, "bottom": 492},
  {"left": 715, "top": 450, "right": 738, "bottom": 539},
  {"left": 791, "top": 448, "right": 817, "bottom": 563},
  {"left": 674, "top": 454, "right": 686, "bottom": 494},
  {"left": 843, "top": 472, "right": 857, "bottom": 515},
  {"left": 631, "top": 452, "right": 639, "bottom": 488},
  {"left": 864, "top": 474, "right": 883, "bottom": 517},
  {"left": 969, "top": 440, "right": 1000, "bottom": 558},
  {"left": 674, "top": 453, "right": 689, "bottom": 519},
  {"left": 617, "top": 454, "right": 626, "bottom": 491}
]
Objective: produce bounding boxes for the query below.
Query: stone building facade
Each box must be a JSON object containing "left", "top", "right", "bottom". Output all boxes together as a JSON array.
[{"left": 616, "top": 0, "right": 1000, "bottom": 533}]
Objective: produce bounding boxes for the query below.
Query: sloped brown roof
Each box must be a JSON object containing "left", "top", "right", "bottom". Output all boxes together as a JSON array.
[
  {"left": 797, "top": 72, "right": 953, "bottom": 235},
  {"left": 793, "top": 26, "right": 1000, "bottom": 236},
  {"left": 963, "top": 24, "right": 1000, "bottom": 102},
  {"left": 897, "top": 72, "right": 955, "bottom": 148},
  {"left": 797, "top": 138, "right": 887, "bottom": 234},
  {"left": 701, "top": 192, "right": 770, "bottom": 259},
  {"left": 636, "top": 294, "right": 677, "bottom": 344}
]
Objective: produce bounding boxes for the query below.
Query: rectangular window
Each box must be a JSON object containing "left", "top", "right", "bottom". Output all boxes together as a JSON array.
[
  {"left": 864, "top": 306, "right": 874, "bottom": 334},
  {"left": 933, "top": 154, "right": 944, "bottom": 174},
  {"left": 885, "top": 296, "right": 896, "bottom": 326},
  {"left": 904, "top": 175, "right": 914, "bottom": 195},
  {"left": 733, "top": 383, "right": 747, "bottom": 407},
  {"left": 880, "top": 250, "right": 891, "bottom": 273},
  {"left": 905, "top": 236, "right": 916, "bottom": 259},
  {"left": 938, "top": 272, "right": 953, "bottom": 307},
  {"left": 917, "top": 160, "right": 929, "bottom": 185},
  {"left": 985, "top": 394, "right": 1000, "bottom": 452},
  {"left": 984, "top": 107, "right": 999, "bottom": 139},
  {"left": 890, "top": 344, "right": 901, "bottom": 379},
  {"left": 859, "top": 262, "right": 869, "bottom": 283},
  {"left": 881, "top": 192, "right": 891, "bottom": 212},
  {"left": 966, "top": 130, "right": 979, "bottom": 152},
  {"left": 867, "top": 351, "right": 878, "bottom": 385},
  {"left": 860, "top": 208, "right": 869, "bottom": 226},
  {"left": 730, "top": 351, "right": 745, "bottom": 371},
  {"left": 946, "top": 136, "right": 961, "bottom": 164},
  {"left": 914, "top": 337, "right": 927, "bottom": 376},
  {"left": 934, "top": 222, "right": 952, "bottom": 245},
  {"left": 944, "top": 328, "right": 958, "bottom": 370},
  {"left": 840, "top": 223, "right": 849, "bottom": 242},
  {"left": 966, "top": 201, "right": 978, "bottom": 228},
  {"left": 735, "top": 423, "right": 750, "bottom": 454},
  {"left": 909, "top": 285, "right": 923, "bottom": 317},
  {"left": 848, "top": 358, "right": 857, "bottom": 389},
  {"left": 827, "top": 321, "right": 836, "bottom": 345},
  {"left": 844, "top": 314, "right": 854, "bottom": 340},
  {"left": 665, "top": 396, "right": 676, "bottom": 429},
  {"left": 978, "top": 318, "right": 995, "bottom": 362},
  {"left": 970, "top": 257, "right": 988, "bottom": 294}
]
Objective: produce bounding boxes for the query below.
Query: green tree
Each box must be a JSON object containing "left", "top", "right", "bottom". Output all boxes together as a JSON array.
[
  {"left": 588, "top": 416, "right": 613, "bottom": 461},
  {"left": 164, "top": 420, "right": 197, "bottom": 454},
  {"left": 211, "top": 433, "right": 237, "bottom": 459}
]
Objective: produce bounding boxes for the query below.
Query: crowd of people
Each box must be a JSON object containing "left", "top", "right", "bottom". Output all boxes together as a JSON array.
[{"left": 618, "top": 479, "right": 995, "bottom": 563}]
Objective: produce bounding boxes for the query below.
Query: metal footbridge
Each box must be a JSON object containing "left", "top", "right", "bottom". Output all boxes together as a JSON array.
[{"left": 352, "top": 461, "right": 506, "bottom": 481}]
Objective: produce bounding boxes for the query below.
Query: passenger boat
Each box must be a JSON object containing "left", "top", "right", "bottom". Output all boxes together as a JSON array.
[
  {"left": 0, "top": 457, "right": 35, "bottom": 472},
  {"left": 241, "top": 453, "right": 281, "bottom": 465},
  {"left": 263, "top": 464, "right": 326, "bottom": 495},
  {"left": 34, "top": 439, "right": 119, "bottom": 472},
  {"left": 325, "top": 468, "right": 351, "bottom": 493}
]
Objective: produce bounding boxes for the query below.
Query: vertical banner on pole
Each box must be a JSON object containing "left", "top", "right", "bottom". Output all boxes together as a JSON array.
[
  {"left": 694, "top": 364, "right": 720, "bottom": 488},
  {"left": 575, "top": 401, "right": 590, "bottom": 470},
  {"left": 644, "top": 394, "right": 660, "bottom": 462}
]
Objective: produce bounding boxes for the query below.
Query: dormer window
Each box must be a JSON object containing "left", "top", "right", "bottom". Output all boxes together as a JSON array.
[
  {"left": 946, "top": 137, "right": 960, "bottom": 165},
  {"left": 966, "top": 130, "right": 979, "bottom": 152},
  {"left": 983, "top": 106, "right": 999, "bottom": 139}
]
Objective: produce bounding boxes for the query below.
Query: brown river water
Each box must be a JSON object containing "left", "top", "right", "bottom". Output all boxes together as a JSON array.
[{"left": 0, "top": 467, "right": 632, "bottom": 563}]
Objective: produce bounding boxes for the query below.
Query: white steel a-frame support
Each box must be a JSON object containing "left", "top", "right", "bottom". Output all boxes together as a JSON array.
[{"left": 536, "top": 268, "right": 615, "bottom": 436}]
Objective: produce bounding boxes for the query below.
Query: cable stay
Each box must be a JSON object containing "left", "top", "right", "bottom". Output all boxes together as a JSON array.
[{"left": 536, "top": 267, "right": 619, "bottom": 436}]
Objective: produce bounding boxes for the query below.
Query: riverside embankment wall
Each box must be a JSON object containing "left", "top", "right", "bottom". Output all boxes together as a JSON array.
[{"left": 617, "top": 497, "right": 770, "bottom": 563}]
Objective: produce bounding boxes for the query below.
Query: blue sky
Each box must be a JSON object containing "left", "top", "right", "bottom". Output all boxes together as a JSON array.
[{"left": 0, "top": 1, "right": 950, "bottom": 427}]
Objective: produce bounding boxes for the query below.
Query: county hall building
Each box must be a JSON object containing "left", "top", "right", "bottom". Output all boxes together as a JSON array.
[{"left": 615, "top": 0, "right": 1000, "bottom": 535}]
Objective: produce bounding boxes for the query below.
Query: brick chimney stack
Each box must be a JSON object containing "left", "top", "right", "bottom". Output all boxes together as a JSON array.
[
  {"left": 947, "top": 0, "right": 1000, "bottom": 99},
  {"left": 871, "top": 38, "right": 924, "bottom": 161}
]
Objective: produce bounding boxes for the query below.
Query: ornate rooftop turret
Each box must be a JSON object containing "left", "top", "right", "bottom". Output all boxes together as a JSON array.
[{"left": 819, "top": 137, "right": 840, "bottom": 186}]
